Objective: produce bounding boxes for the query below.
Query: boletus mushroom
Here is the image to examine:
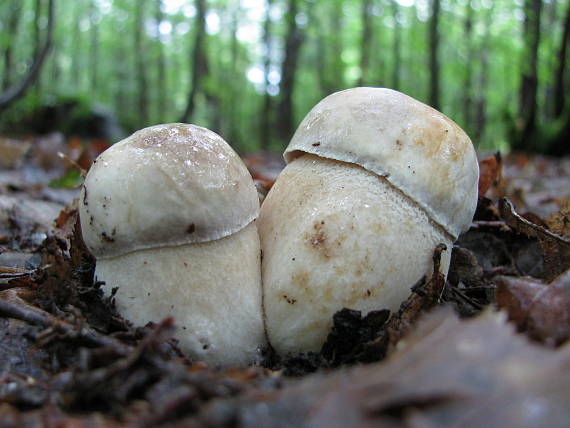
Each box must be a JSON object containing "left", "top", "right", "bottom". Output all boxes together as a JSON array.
[
  {"left": 258, "top": 88, "right": 479, "bottom": 355},
  {"left": 80, "top": 123, "right": 265, "bottom": 366}
]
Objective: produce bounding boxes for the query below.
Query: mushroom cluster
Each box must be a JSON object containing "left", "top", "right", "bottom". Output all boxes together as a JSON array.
[
  {"left": 80, "top": 88, "right": 479, "bottom": 364},
  {"left": 257, "top": 87, "right": 479, "bottom": 355},
  {"left": 80, "top": 123, "right": 265, "bottom": 366}
]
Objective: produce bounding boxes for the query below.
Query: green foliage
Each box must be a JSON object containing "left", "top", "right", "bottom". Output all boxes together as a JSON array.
[
  {"left": 49, "top": 169, "right": 84, "bottom": 189},
  {"left": 0, "top": 0, "right": 566, "bottom": 153}
]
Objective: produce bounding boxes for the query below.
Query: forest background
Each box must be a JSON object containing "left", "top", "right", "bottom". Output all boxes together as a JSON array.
[{"left": 0, "top": 0, "right": 568, "bottom": 155}]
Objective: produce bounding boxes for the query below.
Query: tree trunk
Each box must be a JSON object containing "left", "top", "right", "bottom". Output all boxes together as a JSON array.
[
  {"left": 516, "top": 0, "right": 542, "bottom": 145},
  {"left": 553, "top": 1, "right": 570, "bottom": 118},
  {"left": 50, "top": 42, "right": 61, "bottom": 97},
  {"left": 391, "top": 0, "right": 402, "bottom": 91},
  {"left": 315, "top": 1, "right": 343, "bottom": 96},
  {"left": 71, "top": 0, "right": 82, "bottom": 90},
  {"left": 428, "top": 0, "right": 441, "bottom": 110},
  {"left": 114, "top": 37, "right": 129, "bottom": 129},
  {"left": 33, "top": 0, "right": 43, "bottom": 94},
  {"left": 316, "top": 26, "right": 328, "bottom": 96},
  {"left": 275, "top": 0, "right": 305, "bottom": 143},
  {"left": 135, "top": 0, "right": 149, "bottom": 126},
  {"left": 0, "top": 0, "right": 55, "bottom": 112},
  {"left": 89, "top": 0, "right": 100, "bottom": 92},
  {"left": 227, "top": 4, "right": 241, "bottom": 144},
  {"left": 358, "top": 0, "right": 373, "bottom": 86},
  {"left": 2, "top": 1, "right": 23, "bottom": 91},
  {"left": 155, "top": 0, "right": 167, "bottom": 122},
  {"left": 330, "top": 1, "right": 344, "bottom": 90},
  {"left": 261, "top": 0, "right": 274, "bottom": 150},
  {"left": 180, "top": 0, "right": 208, "bottom": 123},
  {"left": 463, "top": 1, "right": 474, "bottom": 132},
  {"left": 541, "top": 0, "right": 559, "bottom": 119},
  {"left": 474, "top": 4, "right": 494, "bottom": 144}
]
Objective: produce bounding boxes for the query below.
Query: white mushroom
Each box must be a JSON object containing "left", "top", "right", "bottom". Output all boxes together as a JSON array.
[
  {"left": 79, "top": 123, "right": 265, "bottom": 366},
  {"left": 258, "top": 88, "right": 479, "bottom": 355}
]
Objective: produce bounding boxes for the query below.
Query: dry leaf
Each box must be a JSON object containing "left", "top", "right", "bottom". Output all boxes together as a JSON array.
[
  {"left": 496, "top": 269, "right": 570, "bottom": 346},
  {"left": 478, "top": 152, "right": 502, "bottom": 198},
  {"left": 499, "top": 198, "right": 570, "bottom": 280},
  {"left": 386, "top": 244, "right": 447, "bottom": 347},
  {"left": 546, "top": 200, "right": 570, "bottom": 237},
  {"left": 227, "top": 309, "right": 570, "bottom": 428}
]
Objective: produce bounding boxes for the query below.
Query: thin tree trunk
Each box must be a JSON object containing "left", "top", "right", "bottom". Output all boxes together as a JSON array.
[
  {"left": 115, "top": 37, "right": 128, "bottom": 128},
  {"left": 542, "top": 0, "right": 558, "bottom": 119},
  {"left": 33, "top": 0, "right": 43, "bottom": 94},
  {"left": 89, "top": 0, "right": 99, "bottom": 91},
  {"left": 49, "top": 0, "right": 61, "bottom": 97},
  {"left": 261, "top": 0, "right": 274, "bottom": 149},
  {"left": 34, "top": 0, "right": 43, "bottom": 56},
  {"left": 474, "top": 4, "right": 493, "bottom": 144},
  {"left": 315, "top": 1, "right": 343, "bottom": 96},
  {"left": 155, "top": 0, "right": 167, "bottom": 122},
  {"left": 71, "top": 0, "right": 82, "bottom": 90},
  {"left": 391, "top": 0, "right": 402, "bottom": 90},
  {"left": 330, "top": 1, "right": 344, "bottom": 90},
  {"left": 553, "top": 2, "right": 570, "bottom": 118},
  {"left": 517, "top": 0, "right": 543, "bottom": 142},
  {"left": 50, "top": 43, "right": 60, "bottom": 96},
  {"left": 180, "top": 0, "right": 208, "bottom": 123},
  {"left": 358, "top": 0, "right": 373, "bottom": 86},
  {"left": 276, "top": 0, "right": 305, "bottom": 143},
  {"left": 0, "top": 0, "right": 55, "bottom": 112},
  {"left": 227, "top": 4, "right": 240, "bottom": 144},
  {"left": 316, "top": 25, "right": 328, "bottom": 95},
  {"left": 2, "top": 1, "right": 23, "bottom": 91},
  {"left": 428, "top": 0, "right": 441, "bottom": 110},
  {"left": 463, "top": 1, "right": 474, "bottom": 131},
  {"left": 135, "top": 0, "right": 149, "bottom": 126}
]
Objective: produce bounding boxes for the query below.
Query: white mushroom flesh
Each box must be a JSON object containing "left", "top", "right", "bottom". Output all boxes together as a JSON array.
[{"left": 96, "top": 223, "right": 264, "bottom": 366}]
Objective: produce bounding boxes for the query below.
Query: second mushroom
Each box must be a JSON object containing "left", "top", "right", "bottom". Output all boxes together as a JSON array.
[{"left": 258, "top": 88, "right": 479, "bottom": 355}]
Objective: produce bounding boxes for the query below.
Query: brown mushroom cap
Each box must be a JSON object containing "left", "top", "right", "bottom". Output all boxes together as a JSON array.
[{"left": 284, "top": 87, "right": 479, "bottom": 239}]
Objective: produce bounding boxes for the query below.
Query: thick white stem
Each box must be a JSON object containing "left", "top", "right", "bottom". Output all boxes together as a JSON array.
[{"left": 96, "top": 222, "right": 265, "bottom": 366}]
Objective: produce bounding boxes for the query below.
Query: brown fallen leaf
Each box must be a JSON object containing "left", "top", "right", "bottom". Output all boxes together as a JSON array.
[
  {"left": 499, "top": 198, "right": 570, "bottom": 280},
  {"left": 478, "top": 152, "right": 503, "bottom": 198},
  {"left": 219, "top": 309, "right": 570, "bottom": 428},
  {"left": 0, "top": 402, "right": 122, "bottom": 428},
  {"left": 546, "top": 199, "right": 570, "bottom": 237},
  {"left": 0, "top": 138, "right": 31, "bottom": 169},
  {"left": 386, "top": 243, "right": 447, "bottom": 347},
  {"left": 495, "top": 269, "right": 570, "bottom": 346}
]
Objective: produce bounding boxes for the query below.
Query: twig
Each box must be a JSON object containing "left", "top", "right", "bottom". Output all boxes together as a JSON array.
[{"left": 0, "top": 288, "right": 133, "bottom": 356}]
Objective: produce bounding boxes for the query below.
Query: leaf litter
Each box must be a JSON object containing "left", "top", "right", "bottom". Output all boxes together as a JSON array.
[{"left": 0, "top": 141, "right": 569, "bottom": 427}]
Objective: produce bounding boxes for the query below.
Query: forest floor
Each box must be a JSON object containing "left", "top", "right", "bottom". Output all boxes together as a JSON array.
[{"left": 0, "top": 134, "right": 569, "bottom": 427}]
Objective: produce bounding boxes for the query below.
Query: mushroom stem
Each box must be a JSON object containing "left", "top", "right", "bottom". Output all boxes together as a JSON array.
[{"left": 96, "top": 222, "right": 264, "bottom": 366}]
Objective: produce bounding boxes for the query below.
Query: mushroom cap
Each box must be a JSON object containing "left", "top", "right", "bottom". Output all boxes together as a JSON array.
[
  {"left": 284, "top": 88, "right": 479, "bottom": 239},
  {"left": 80, "top": 123, "right": 259, "bottom": 259}
]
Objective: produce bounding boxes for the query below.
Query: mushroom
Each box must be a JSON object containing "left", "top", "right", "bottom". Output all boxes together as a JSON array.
[
  {"left": 79, "top": 123, "right": 265, "bottom": 366},
  {"left": 258, "top": 88, "right": 479, "bottom": 355}
]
